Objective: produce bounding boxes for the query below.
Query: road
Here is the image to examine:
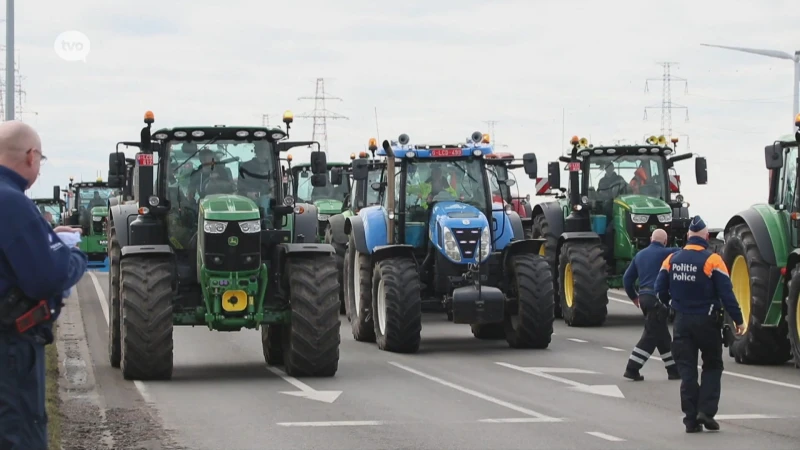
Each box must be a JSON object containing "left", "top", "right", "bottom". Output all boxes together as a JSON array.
[{"left": 61, "top": 271, "right": 800, "bottom": 450}]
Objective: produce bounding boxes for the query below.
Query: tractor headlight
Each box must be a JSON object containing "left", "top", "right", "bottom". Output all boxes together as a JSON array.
[
  {"left": 631, "top": 214, "right": 649, "bottom": 224},
  {"left": 318, "top": 214, "right": 330, "bottom": 221},
  {"left": 238, "top": 220, "right": 261, "bottom": 234},
  {"left": 442, "top": 227, "right": 462, "bottom": 262},
  {"left": 657, "top": 213, "right": 672, "bottom": 223},
  {"left": 204, "top": 220, "right": 228, "bottom": 234},
  {"left": 478, "top": 226, "right": 491, "bottom": 260},
  {"left": 93, "top": 216, "right": 102, "bottom": 222}
]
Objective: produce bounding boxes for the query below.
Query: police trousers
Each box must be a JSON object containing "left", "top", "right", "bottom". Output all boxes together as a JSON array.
[
  {"left": 626, "top": 294, "right": 676, "bottom": 372},
  {"left": 671, "top": 311, "right": 724, "bottom": 425},
  {"left": 0, "top": 332, "right": 47, "bottom": 450}
]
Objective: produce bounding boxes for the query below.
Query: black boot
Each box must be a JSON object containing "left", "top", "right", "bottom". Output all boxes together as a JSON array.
[
  {"left": 697, "top": 412, "right": 719, "bottom": 431},
  {"left": 685, "top": 423, "right": 703, "bottom": 433},
  {"left": 623, "top": 369, "right": 644, "bottom": 381}
]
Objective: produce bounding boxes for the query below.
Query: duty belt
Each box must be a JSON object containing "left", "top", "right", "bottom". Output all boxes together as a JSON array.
[{"left": 0, "top": 287, "right": 53, "bottom": 334}]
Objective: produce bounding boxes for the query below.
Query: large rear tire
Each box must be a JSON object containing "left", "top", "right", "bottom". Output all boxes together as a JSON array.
[
  {"left": 786, "top": 266, "right": 800, "bottom": 370},
  {"left": 558, "top": 241, "right": 608, "bottom": 327},
  {"left": 721, "top": 223, "right": 791, "bottom": 365},
  {"left": 324, "top": 224, "right": 346, "bottom": 314},
  {"left": 372, "top": 256, "right": 422, "bottom": 353},
  {"left": 120, "top": 256, "right": 174, "bottom": 380},
  {"left": 107, "top": 228, "right": 121, "bottom": 368},
  {"left": 261, "top": 324, "right": 284, "bottom": 366},
  {"left": 504, "top": 254, "right": 554, "bottom": 348},
  {"left": 282, "top": 254, "right": 341, "bottom": 377},
  {"left": 345, "top": 234, "right": 376, "bottom": 342},
  {"left": 532, "top": 214, "right": 561, "bottom": 318}
]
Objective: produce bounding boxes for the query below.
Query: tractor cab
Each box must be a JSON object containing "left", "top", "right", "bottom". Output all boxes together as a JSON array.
[
  {"left": 484, "top": 150, "right": 533, "bottom": 235},
  {"left": 65, "top": 179, "right": 113, "bottom": 229},
  {"left": 287, "top": 160, "right": 352, "bottom": 240},
  {"left": 33, "top": 185, "right": 66, "bottom": 227}
]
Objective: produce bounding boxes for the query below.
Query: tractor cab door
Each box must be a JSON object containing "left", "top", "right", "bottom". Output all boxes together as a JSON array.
[{"left": 778, "top": 145, "right": 799, "bottom": 247}]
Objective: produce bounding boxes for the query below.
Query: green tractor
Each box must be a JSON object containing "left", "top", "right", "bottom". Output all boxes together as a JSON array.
[
  {"left": 720, "top": 116, "right": 800, "bottom": 368},
  {"left": 33, "top": 185, "right": 66, "bottom": 227},
  {"left": 105, "top": 110, "right": 341, "bottom": 380},
  {"left": 286, "top": 159, "right": 352, "bottom": 242},
  {"left": 530, "top": 135, "right": 717, "bottom": 326},
  {"left": 324, "top": 142, "right": 386, "bottom": 317},
  {"left": 64, "top": 177, "right": 114, "bottom": 269}
]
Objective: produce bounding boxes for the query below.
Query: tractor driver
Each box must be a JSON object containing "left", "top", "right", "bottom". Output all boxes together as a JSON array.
[
  {"left": 597, "top": 163, "right": 627, "bottom": 193},
  {"left": 238, "top": 141, "right": 274, "bottom": 208},
  {"left": 88, "top": 191, "right": 105, "bottom": 209},
  {"left": 187, "top": 149, "right": 234, "bottom": 201}
]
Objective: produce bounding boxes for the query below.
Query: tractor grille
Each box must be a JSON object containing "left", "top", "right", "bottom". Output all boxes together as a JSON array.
[
  {"left": 92, "top": 220, "right": 105, "bottom": 234},
  {"left": 202, "top": 221, "right": 261, "bottom": 272},
  {"left": 451, "top": 227, "right": 481, "bottom": 259}
]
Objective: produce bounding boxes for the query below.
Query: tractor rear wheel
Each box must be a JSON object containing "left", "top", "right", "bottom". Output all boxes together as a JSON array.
[
  {"left": 532, "top": 214, "right": 561, "bottom": 318},
  {"left": 722, "top": 223, "right": 791, "bottom": 365},
  {"left": 786, "top": 267, "right": 800, "bottom": 369},
  {"left": 471, "top": 323, "right": 505, "bottom": 339},
  {"left": 504, "top": 254, "right": 554, "bottom": 348},
  {"left": 372, "top": 256, "right": 422, "bottom": 353},
  {"left": 324, "top": 224, "right": 346, "bottom": 314},
  {"left": 282, "top": 254, "right": 341, "bottom": 377},
  {"left": 709, "top": 237, "right": 724, "bottom": 255},
  {"left": 558, "top": 241, "right": 608, "bottom": 327},
  {"left": 261, "top": 324, "right": 284, "bottom": 366},
  {"left": 120, "top": 256, "right": 174, "bottom": 380},
  {"left": 107, "top": 228, "right": 121, "bottom": 368},
  {"left": 345, "top": 234, "right": 376, "bottom": 342}
]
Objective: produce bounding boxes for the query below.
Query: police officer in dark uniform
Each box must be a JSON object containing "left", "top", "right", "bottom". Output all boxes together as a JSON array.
[
  {"left": 0, "top": 120, "right": 88, "bottom": 449},
  {"left": 622, "top": 228, "right": 681, "bottom": 381},
  {"left": 655, "top": 216, "right": 745, "bottom": 433}
]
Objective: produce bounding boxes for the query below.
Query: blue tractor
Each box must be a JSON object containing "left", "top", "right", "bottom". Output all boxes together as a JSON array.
[{"left": 343, "top": 131, "right": 555, "bottom": 353}]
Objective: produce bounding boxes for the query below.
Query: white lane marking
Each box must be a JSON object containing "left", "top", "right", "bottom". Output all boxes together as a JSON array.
[
  {"left": 647, "top": 355, "right": 800, "bottom": 391},
  {"left": 568, "top": 338, "right": 588, "bottom": 343},
  {"left": 496, "top": 363, "right": 625, "bottom": 399},
  {"left": 88, "top": 272, "right": 152, "bottom": 401},
  {"left": 266, "top": 366, "right": 342, "bottom": 403},
  {"left": 389, "top": 362, "right": 561, "bottom": 421},
  {"left": 715, "top": 414, "right": 786, "bottom": 420},
  {"left": 603, "top": 346, "right": 625, "bottom": 352},
  {"left": 586, "top": 431, "right": 625, "bottom": 442},
  {"left": 277, "top": 421, "right": 385, "bottom": 427},
  {"left": 479, "top": 417, "right": 565, "bottom": 423},
  {"left": 608, "top": 296, "right": 633, "bottom": 305}
]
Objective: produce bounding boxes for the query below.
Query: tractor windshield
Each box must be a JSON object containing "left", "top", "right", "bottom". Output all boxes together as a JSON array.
[
  {"left": 587, "top": 155, "right": 666, "bottom": 201},
  {"left": 366, "top": 168, "right": 382, "bottom": 205},
  {"left": 77, "top": 187, "right": 114, "bottom": 211},
  {"left": 37, "top": 202, "right": 62, "bottom": 226},
  {"left": 294, "top": 167, "right": 350, "bottom": 204},
  {"left": 403, "top": 158, "right": 488, "bottom": 211}
]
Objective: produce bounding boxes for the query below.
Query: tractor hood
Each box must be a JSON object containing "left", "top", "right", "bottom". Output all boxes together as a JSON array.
[
  {"left": 616, "top": 194, "right": 671, "bottom": 215},
  {"left": 90, "top": 206, "right": 108, "bottom": 218},
  {"left": 313, "top": 199, "right": 343, "bottom": 215},
  {"left": 200, "top": 194, "right": 260, "bottom": 221},
  {"left": 429, "top": 201, "right": 490, "bottom": 263},
  {"left": 430, "top": 202, "right": 487, "bottom": 227}
]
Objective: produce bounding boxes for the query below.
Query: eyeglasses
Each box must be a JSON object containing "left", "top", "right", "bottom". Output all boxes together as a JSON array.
[{"left": 27, "top": 148, "right": 47, "bottom": 165}]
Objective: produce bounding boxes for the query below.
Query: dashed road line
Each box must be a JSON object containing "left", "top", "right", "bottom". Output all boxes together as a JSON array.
[
  {"left": 479, "top": 418, "right": 565, "bottom": 423},
  {"left": 568, "top": 338, "right": 588, "bottom": 343},
  {"left": 603, "top": 346, "right": 625, "bottom": 352},
  {"left": 277, "top": 421, "right": 385, "bottom": 427},
  {"left": 715, "top": 414, "right": 786, "bottom": 420},
  {"left": 585, "top": 431, "right": 625, "bottom": 442}
]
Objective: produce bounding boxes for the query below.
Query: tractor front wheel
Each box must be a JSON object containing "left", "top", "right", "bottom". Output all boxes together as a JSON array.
[
  {"left": 282, "top": 254, "right": 341, "bottom": 377},
  {"left": 504, "top": 254, "right": 555, "bottom": 348},
  {"left": 372, "top": 256, "right": 422, "bottom": 353},
  {"left": 324, "top": 224, "right": 346, "bottom": 314},
  {"left": 532, "top": 214, "right": 561, "bottom": 318},
  {"left": 786, "top": 266, "right": 800, "bottom": 369},
  {"left": 722, "top": 223, "right": 791, "bottom": 365},
  {"left": 345, "top": 233, "right": 375, "bottom": 342},
  {"left": 558, "top": 241, "right": 608, "bottom": 327},
  {"left": 119, "top": 256, "right": 175, "bottom": 380},
  {"left": 107, "top": 228, "right": 121, "bottom": 368}
]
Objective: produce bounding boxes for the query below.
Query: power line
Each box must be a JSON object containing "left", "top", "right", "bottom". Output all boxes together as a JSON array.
[
  {"left": 297, "top": 78, "right": 348, "bottom": 153},
  {"left": 484, "top": 120, "right": 498, "bottom": 145},
  {"left": 643, "top": 62, "right": 688, "bottom": 138}
]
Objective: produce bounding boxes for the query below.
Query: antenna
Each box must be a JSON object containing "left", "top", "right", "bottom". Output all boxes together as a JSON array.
[
  {"left": 297, "top": 78, "right": 348, "bottom": 153},
  {"left": 643, "top": 62, "right": 689, "bottom": 138},
  {"left": 374, "top": 106, "right": 380, "bottom": 142}
]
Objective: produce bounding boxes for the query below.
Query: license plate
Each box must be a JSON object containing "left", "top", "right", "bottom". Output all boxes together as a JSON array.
[
  {"left": 137, "top": 154, "right": 154, "bottom": 166},
  {"left": 431, "top": 148, "right": 462, "bottom": 157},
  {"left": 569, "top": 162, "right": 581, "bottom": 172}
]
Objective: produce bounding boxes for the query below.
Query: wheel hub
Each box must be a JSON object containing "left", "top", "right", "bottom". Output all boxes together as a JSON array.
[{"left": 730, "top": 255, "right": 751, "bottom": 330}]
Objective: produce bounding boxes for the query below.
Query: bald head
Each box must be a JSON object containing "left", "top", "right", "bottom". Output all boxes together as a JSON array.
[
  {"left": 0, "top": 120, "right": 44, "bottom": 189},
  {"left": 650, "top": 228, "right": 668, "bottom": 245}
]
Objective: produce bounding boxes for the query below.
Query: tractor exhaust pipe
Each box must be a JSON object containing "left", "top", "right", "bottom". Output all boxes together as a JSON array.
[{"left": 382, "top": 140, "right": 396, "bottom": 243}]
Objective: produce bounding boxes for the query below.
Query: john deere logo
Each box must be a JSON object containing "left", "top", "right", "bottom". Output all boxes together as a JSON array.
[
  {"left": 649, "top": 225, "right": 657, "bottom": 232},
  {"left": 228, "top": 236, "right": 238, "bottom": 246}
]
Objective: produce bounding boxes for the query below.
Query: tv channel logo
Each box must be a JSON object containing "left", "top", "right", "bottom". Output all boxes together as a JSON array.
[{"left": 54, "top": 31, "right": 90, "bottom": 62}]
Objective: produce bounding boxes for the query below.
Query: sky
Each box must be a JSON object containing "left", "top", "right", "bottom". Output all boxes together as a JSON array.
[{"left": 11, "top": 0, "right": 800, "bottom": 227}]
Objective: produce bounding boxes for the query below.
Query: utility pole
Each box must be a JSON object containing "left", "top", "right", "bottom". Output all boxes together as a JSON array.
[
  {"left": 484, "top": 120, "right": 498, "bottom": 145},
  {"left": 701, "top": 43, "right": 800, "bottom": 133},
  {"left": 5, "top": 0, "right": 14, "bottom": 121},
  {"left": 297, "top": 78, "right": 348, "bottom": 153},
  {"left": 643, "top": 62, "right": 688, "bottom": 138}
]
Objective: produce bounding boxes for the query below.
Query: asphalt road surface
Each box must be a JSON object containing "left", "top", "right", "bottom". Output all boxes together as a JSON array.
[{"left": 63, "top": 271, "right": 800, "bottom": 450}]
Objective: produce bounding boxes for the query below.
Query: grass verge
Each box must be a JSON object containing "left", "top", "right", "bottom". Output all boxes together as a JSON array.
[{"left": 45, "top": 324, "right": 62, "bottom": 450}]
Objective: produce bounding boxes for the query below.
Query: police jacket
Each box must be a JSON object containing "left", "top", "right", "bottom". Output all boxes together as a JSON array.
[
  {"left": 622, "top": 241, "right": 680, "bottom": 299},
  {"left": 654, "top": 236, "right": 744, "bottom": 325},
  {"left": 0, "top": 166, "right": 88, "bottom": 341}
]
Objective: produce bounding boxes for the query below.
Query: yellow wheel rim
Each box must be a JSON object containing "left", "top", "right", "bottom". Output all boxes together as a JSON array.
[
  {"left": 730, "top": 255, "right": 751, "bottom": 330},
  {"left": 539, "top": 245, "right": 545, "bottom": 256},
  {"left": 564, "top": 262, "right": 574, "bottom": 308}
]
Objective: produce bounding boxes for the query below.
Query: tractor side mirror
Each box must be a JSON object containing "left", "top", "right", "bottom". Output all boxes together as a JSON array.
[
  {"left": 522, "top": 153, "right": 538, "bottom": 178},
  {"left": 108, "top": 152, "right": 127, "bottom": 188},
  {"left": 311, "top": 173, "right": 327, "bottom": 187},
  {"left": 300, "top": 169, "right": 309, "bottom": 178},
  {"left": 310, "top": 151, "right": 327, "bottom": 174},
  {"left": 503, "top": 179, "right": 516, "bottom": 187},
  {"left": 764, "top": 144, "right": 783, "bottom": 170},
  {"left": 330, "top": 167, "right": 343, "bottom": 185},
  {"left": 352, "top": 158, "right": 369, "bottom": 181},
  {"left": 547, "top": 161, "right": 561, "bottom": 190},
  {"left": 370, "top": 182, "right": 383, "bottom": 191},
  {"left": 52, "top": 185, "right": 61, "bottom": 201},
  {"left": 695, "top": 157, "right": 708, "bottom": 185}
]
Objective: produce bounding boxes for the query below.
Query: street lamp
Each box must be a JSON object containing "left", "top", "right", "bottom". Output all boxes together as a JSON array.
[{"left": 701, "top": 43, "right": 800, "bottom": 133}]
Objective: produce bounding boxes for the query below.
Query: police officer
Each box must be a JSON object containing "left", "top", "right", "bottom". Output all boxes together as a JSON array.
[
  {"left": 655, "top": 216, "right": 745, "bottom": 433},
  {"left": 622, "top": 228, "right": 681, "bottom": 381},
  {"left": 0, "top": 121, "right": 88, "bottom": 449}
]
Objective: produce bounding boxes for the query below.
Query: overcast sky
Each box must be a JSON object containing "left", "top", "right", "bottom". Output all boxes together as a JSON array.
[{"left": 13, "top": 0, "right": 800, "bottom": 227}]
